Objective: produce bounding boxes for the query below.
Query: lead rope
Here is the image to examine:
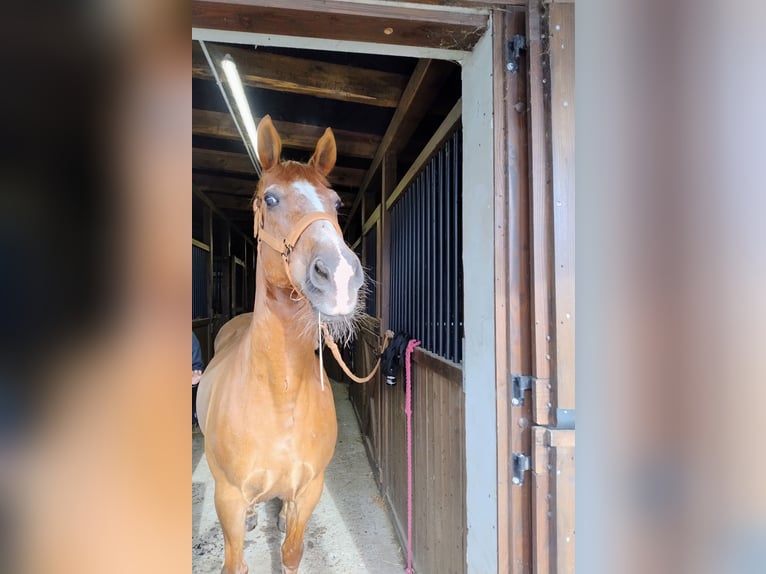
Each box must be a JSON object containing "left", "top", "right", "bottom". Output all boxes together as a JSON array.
[
  {"left": 404, "top": 338, "right": 420, "bottom": 574},
  {"left": 318, "top": 312, "right": 325, "bottom": 391},
  {"left": 321, "top": 325, "right": 394, "bottom": 384}
]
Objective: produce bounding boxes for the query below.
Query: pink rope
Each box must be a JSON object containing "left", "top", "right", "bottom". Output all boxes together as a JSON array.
[{"left": 404, "top": 339, "right": 420, "bottom": 574}]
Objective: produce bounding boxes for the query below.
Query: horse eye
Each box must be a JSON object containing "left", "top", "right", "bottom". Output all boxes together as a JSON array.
[
  {"left": 335, "top": 199, "right": 342, "bottom": 211},
  {"left": 264, "top": 193, "right": 279, "bottom": 207}
]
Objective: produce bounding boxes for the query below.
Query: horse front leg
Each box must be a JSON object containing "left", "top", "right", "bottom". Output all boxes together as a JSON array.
[
  {"left": 281, "top": 473, "right": 325, "bottom": 574},
  {"left": 214, "top": 480, "right": 249, "bottom": 574}
]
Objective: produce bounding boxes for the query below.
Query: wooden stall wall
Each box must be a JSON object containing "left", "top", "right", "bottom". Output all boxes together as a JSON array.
[
  {"left": 340, "top": 120, "right": 467, "bottom": 573},
  {"left": 407, "top": 350, "right": 465, "bottom": 574},
  {"left": 347, "top": 340, "right": 466, "bottom": 574},
  {"left": 348, "top": 316, "right": 380, "bottom": 459}
]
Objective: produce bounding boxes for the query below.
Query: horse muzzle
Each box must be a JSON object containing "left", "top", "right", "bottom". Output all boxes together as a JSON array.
[{"left": 304, "top": 247, "right": 364, "bottom": 317}]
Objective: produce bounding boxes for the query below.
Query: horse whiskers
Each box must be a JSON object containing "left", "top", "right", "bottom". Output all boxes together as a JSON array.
[{"left": 289, "top": 284, "right": 368, "bottom": 349}]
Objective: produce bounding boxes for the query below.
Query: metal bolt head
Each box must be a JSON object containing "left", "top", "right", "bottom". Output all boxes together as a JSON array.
[
  {"left": 511, "top": 397, "right": 519, "bottom": 406},
  {"left": 512, "top": 476, "right": 520, "bottom": 485}
]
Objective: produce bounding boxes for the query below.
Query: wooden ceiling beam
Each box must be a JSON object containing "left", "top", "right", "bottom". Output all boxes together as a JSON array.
[
  {"left": 192, "top": 0, "right": 487, "bottom": 51},
  {"left": 327, "top": 166, "right": 366, "bottom": 189},
  {"left": 194, "top": 42, "right": 407, "bottom": 108},
  {"left": 193, "top": 148, "right": 256, "bottom": 176},
  {"left": 205, "top": 192, "right": 254, "bottom": 211},
  {"left": 344, "top": 58, "right": 456, "bottom": 230},
  {"left": 193, "top": 172, "right": 257, "bottom": 196},
  {"left": 193, "top": 108, "right": 381, "bottom": 159},
  {"left": 193, "top": 148, "right": 365, "bottom": 188}
]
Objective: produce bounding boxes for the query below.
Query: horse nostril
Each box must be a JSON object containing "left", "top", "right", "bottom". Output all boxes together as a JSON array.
[
  {"left": 309, "top": 258, "right": 331, "bottom": 291},
  {"left": 314, "top": 260, "right": 329, "bottom": 281}
]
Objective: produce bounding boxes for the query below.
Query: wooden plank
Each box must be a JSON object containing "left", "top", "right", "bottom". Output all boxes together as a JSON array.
[
  {"left": 345, "top": 59, "right": 457, "bottom": 231},
  {"left": 385, "top": 99, "right": 462, "bottom": 210},
  {"left": 192, "top": 0, "right": 487, "bottom": 51},
  {"left": 376, "top": 356, "right": 465, "bottom": 573},
  {"left": 197, "top": 42, "right": 407, "bottom": 108},
  {"left": 527, "top": 0, "right": 554, "bottom": 426},
  {"left": 193, "top": 147, "right": 256, "bottom": 175},
  {"left": 324, "top": 166, "right": 368, "bottom": 189},
  {"left": 192, "top": 238, "right": 210, "bottom": 251},
  {"left": 194, "top": 109, "right": 382, "bottom": 159},
  {"left": 531, "top": 427, "right": 553, "bottom": 573},
  {"left": 411, "top": 347, "right": 462, "bottom": 383},
  {"left": 494, "top": 9, "right": 533, "bottom": 574},
  {"left": 193, "top": 108, "right": 241, "bottom": 140},
  {"left": 205, "top": 192, "right": 253, "bottom": 211},
  {"left": 193, "top": 172, "right": 257, "bottom": 196},
  {"left": 193, "top": 147, "right": 366, "bottom": 187},
  {"left": 549, "top": 3, "right": 575, "bottom": 413},
  {"left": 492, "top": 9, "right": 512, "bottom": 573},
  {"left": 362, "top": 206, "right": 380, "bottom": 236},
  {"left": 393, "top": 0, "right": 525, "bottom": 5},
  {"left": 550, "top": 429, "right": 575, "bottom": 574}
]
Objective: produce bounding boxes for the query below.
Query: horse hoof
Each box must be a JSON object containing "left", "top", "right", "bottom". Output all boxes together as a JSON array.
[{"left": 245, "top": 510, "right": 258, "bottom": 531}]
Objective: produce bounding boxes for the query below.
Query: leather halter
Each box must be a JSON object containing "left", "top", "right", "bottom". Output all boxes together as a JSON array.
[
  {"left": 253, "top": 196, "right": 344, "bottom": 299},
  {"left": 254, "top": 193, "right": 393, "bottom": 386}
]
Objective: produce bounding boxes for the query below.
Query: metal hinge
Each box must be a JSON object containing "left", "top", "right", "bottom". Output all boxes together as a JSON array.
[
  {"left": 510, "top": 374, "right": 535, "bottom": 406},
  {"left": 506, "top": 34, "right": 526, "bottom": 73},
  {"left": 512, "top": 452, "right": 531, "bottom": 486}
]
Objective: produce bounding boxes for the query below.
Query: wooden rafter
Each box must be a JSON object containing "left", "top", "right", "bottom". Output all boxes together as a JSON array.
[
  {"left": 193, "top": 109, "right": 381, "bottom": 159},
  {"left": 193, "top": 148, "right": 255, "bottom": 176},
  {"left": 193, "top": 173, "right": 258, "bottom": 196},
  {"left": 193, "top": 148, "right": 366, "bottom": 188},
  {"left": 204, "top": 191, "right": 254, "bottom": 211},
  {"left": 192, "top": 0, "right": 487, "bottom": 51},
  {"left": 194, "top": 42, "right": 407, "bottom": 108}
]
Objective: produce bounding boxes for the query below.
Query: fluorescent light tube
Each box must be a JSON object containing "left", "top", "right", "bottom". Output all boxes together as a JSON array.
[{"left": 221, "top": 55, "right": 259, "bottom": 162}]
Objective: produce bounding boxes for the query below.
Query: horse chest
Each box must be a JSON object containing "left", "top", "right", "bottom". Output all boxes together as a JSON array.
[{"left": 243, "top": 390, "right": 337, "bottom": 501}]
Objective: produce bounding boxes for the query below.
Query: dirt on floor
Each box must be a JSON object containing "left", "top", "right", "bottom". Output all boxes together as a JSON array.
[{"left": 192, "top": 381, "right": 404, "bottom": 574}]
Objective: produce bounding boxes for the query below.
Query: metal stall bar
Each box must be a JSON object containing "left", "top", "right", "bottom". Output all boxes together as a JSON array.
[{"left": 452, "top": 130, "right": 461, "bottom": 363}]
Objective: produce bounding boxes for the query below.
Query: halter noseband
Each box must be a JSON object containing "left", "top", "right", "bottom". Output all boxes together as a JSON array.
[{"left": 253, "top": 197, "right": 345, "bottom": 299}]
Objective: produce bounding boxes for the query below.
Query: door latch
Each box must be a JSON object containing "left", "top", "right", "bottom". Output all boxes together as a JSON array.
[
  {"left": 511, "top": 374, "right": 534, "bottom": 406},
  {"left": 506, "top": 34, "right": 526, "bottom": 73},
  {"left": 512, "top": 452, "right": 531, "bottom": 486}
]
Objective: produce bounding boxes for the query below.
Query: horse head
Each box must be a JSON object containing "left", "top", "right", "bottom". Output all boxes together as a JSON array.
[{"left": 253, "top": 115, "right": 365, "bottom": 340}]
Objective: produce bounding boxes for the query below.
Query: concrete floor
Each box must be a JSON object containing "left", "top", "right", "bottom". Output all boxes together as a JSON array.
[{"left": 192, "top": 381, "right": 404, "bottom": 574}]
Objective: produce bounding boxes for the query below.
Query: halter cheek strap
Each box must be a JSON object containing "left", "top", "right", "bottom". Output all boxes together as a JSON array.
[{"left": 253, "top": 199, "right": 345, "bottom": 299}]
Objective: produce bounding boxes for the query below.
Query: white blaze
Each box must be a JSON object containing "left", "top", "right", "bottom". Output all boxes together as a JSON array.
[
  {"left": 292, "top": 180, "right": 356, "bottom": 313},
  {"left": 293, "top": 180, "right": 326, "bottom": 212},
  {"left": 332, "top": 241, "right": 355, "bottom": 313}
]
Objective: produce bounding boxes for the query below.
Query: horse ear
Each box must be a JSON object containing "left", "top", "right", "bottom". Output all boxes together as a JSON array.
[
  {"left": 256, "top": 115, "right": 281, "bottom": 171},
  {"left": 310, "top": 127, "right": 336, "bottom": 177}
]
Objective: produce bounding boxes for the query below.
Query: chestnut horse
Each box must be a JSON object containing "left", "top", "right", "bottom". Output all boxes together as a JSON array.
[{"left": 196, "top": 115, "right": 364, "bottom": 574}]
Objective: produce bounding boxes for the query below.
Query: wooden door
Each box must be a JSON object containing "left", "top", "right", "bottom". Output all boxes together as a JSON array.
[
  {"left": 494, "top": 2, "right": 575, "bottom": 572},
  {"left": 527, "top": 2, "right": 575, "bottom": 573}
]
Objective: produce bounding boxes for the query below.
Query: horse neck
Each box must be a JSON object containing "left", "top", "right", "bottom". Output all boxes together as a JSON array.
[{"left": 251, "top": 261, "right": 318, "bottom": 375}]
